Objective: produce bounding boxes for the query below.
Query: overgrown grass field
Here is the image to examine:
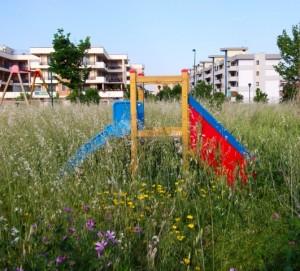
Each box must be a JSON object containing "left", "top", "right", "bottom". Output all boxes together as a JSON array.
[{"left": 0, "top": 101, "right": 299, "bottom": 270}]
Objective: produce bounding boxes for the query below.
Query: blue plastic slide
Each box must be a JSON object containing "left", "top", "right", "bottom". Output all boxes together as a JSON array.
[{"left": 61, "top": 100, "right": 144, "bottom": 175}]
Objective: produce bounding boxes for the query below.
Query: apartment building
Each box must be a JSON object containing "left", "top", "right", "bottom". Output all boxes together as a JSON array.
[
  {"left": 192, "top": 47, "right": 282, "bottom": 103},
  {"left": 0, "top": 45, "right": 32, "bottom": 98},
  {"left": 0, "top": 45, "right": 144, "bottom": 100}
]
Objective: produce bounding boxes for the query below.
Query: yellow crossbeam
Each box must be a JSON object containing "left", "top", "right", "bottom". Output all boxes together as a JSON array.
[
  {"left": 136, "top": 76, "right": 182, "bottom": 84},
  {"left": 138, "top": 127, "right": 182, "bottom": 138}
]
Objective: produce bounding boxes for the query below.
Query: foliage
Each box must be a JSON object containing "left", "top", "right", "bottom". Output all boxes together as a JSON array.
[
  {"left": 235, "top": 93, "right": 244, "bottom": 102},
  {"left": 209, "top": 91, "right": 226, "bottom": 108},
  {"left": 275, "top": 23, "right": 300, "bottom": 101},
  {"left": 49, "top": 29, "right": 91, "bottom": 92},
  {"left": 82, "top": 88, "right": 100, "bottom": 105},
  {"left": 67, "top": 88, "right": 100, "bottom": 104},
  {"left": 191, "top": 81, "right": 213, "bottom": 99},
  {"left": 0, "top": 102, "right": 300, "bottom": 270},
  {"left": 156, "top": 85, "right": 182, "bottom": 101},
  {"left": 253, "top": 88, "right": 268, "bottom": 103},
  {"left": 281, "top": 83, "right": 299, "bottom": 102},
  {"left": 15, "top": 92, "right": 30, "bottom": 101}
]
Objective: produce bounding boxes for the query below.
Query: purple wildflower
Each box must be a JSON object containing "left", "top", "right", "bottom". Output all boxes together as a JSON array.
[
  {"left": 31, "top": 223, "right": 37, "bottom": 230},
  {"left": 68, "top": 227, "right": 76, "bottom": 235},
  {"left": 229, "top": 268, "right": 237, "bottom": 271},
  {"left": 83, "top": 204, "right": 90, "bottom": 213},
  {"left": 86, "top": 219, "right": 95, "bottom": 231},
  {"left": 105, "top": 230, "right": 116, "bottom": 242},
  {"left": 16, "top": 268, "right": 24, "bottom": 271},
  {"left": 133, "top": 226, "right": 142, "bottom": 233},
  {"left": 63, "top": 207, "right": 72, "bottom": 213},
  {"left": 95, "top": 240, "right": 108, "bottom": 257},
  {"left": 56, "top": 255, "right": 67, "bottom": 265}
]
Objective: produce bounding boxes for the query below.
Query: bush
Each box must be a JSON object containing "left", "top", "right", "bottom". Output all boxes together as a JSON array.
[
  {"left": 83, "top": 88, "right": 100, "bottom": 105},
  {"left": 156, "top": 84, "right": 182, "bottom": 101},
  {"left": 236, "top": 93, "right": 244, "bottom": 102},
  {"left": 281, "top": 83, "right": 298, "bottom": 102},
  {"left": 210, "top": 91, "right": 226, "bottom": 107},
  {"left": 15, "top": 93, "right": 30, "bottom": 101},
  {"left": 191, "top": 81, "right": 213, "bottom": 100},
  {"left": 254, "top": 88, "right": 268, "bottom": 103},
  {"left": 67, "top": 88, "right": 100, "bottom": 104}
]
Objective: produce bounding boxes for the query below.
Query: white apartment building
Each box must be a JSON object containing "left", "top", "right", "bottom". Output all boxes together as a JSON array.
[
  {"left": 192, "top": 47, "right": 282, "bottom": 103},
  {"left": 0, "top": 45, "right": 144, "bottom": 100}
]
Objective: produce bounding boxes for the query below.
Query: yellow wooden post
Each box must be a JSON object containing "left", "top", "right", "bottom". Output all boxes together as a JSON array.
[
  {"left": 137, "top": 73, "right": 145, "bottom": 102},
  {"left": 181, "top": 69, "right": 189, "bottom": 169},
  {"left": 130, "top": 70, "right": 138, "bottom": 175}
]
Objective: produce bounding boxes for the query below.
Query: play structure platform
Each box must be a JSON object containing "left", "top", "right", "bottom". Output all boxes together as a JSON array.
[{"left": 63, "top": 69, "right": 250, "bottom": 184}]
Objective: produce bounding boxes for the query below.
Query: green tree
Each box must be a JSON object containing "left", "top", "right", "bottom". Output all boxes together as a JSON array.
[
  {"left": 253, "top": 88, "right": 268, "bottom": 103},
  {"left": 157, "top": 85, "right": 172, "bottom": 101},
  {"left": 49, "top": 29, "right": 91, "bottom": 93},
  {"left": 275, "top": 23, "right": 300, "bottom": 101},
  {"left": 192, "top": 81, "right": 213, "bottom": 99},
  {"left": 235, "top": 93, "right": 244, "bottom": 102}
]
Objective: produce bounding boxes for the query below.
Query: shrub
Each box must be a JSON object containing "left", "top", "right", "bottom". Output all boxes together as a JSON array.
[
  {"left": 253, "top": 88, "right": 268, "bottom": 103},
  {"left": 235, "top": 93, "right": 244, "bottom": 102}
]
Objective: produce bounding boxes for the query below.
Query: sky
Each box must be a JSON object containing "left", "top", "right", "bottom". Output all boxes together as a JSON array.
[{"left": 1, "top": 0, "right": 300, "bottom": 74}]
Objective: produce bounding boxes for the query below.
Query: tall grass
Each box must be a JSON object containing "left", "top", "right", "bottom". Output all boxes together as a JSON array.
[{"left": 0, "top": 101, "right": 299, "bottom": 270}]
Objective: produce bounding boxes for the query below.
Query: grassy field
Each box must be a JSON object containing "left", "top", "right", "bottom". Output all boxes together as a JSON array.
[{"left": 0, "top": 101, "right": 299, "bottom": 271}]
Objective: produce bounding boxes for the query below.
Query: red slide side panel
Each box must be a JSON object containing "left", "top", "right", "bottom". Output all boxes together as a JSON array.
[{"left": 189, "top": 107, "right": 247, "bottom": 185}]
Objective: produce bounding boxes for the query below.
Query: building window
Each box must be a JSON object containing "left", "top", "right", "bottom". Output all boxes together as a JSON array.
[
  {"left": 256, "top": 60, "right": 260, "bottom": 65},
  {"left": 256, "top": 82, "right": 259, "bottom": 86},
  {"left": 256, "top": 71, "right": 260, "bottom": 76}
]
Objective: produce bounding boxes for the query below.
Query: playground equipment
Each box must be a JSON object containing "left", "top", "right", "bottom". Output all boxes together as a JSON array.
[
  {"left": 0, "top": 65, "right": 29, "bottom": 105},
  {"left": 0, "top": 65, "right": 52, "bottom": 105},
  {"left": 63, "top": 69, "right": 250, "bottom": 184},
  {"left": 28, "top": 69, "right": 53, "bottom": 101}
]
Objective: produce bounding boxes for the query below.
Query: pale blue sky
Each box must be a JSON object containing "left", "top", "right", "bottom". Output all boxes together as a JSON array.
[{"left": 1, "top": 0, "right": 299, "bottom": 74}]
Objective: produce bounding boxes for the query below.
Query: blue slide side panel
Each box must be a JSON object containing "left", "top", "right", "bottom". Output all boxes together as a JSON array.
[
  {"left": 188, "top": 96, "right": 250, "bottom": 158},
  {"left": 64, "top": 122, "right": 130, "bottom": 173}
]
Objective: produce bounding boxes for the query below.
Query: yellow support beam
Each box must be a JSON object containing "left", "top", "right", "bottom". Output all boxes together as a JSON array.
[
  {"left": 130, "top": 70, "right": 138, "bottom": 175},
  {"left": 136, "top": 75, "right": 182, "bottom": 85},
  {"left": 181, "top": 69, "right": 190, "bottom": 169},
  {"left": 138, "top": 127, "right": 182, "bottom": 138}
]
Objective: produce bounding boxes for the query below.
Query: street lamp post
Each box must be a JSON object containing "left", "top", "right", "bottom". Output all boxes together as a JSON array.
[
  {"left": 50, "top": 71, "right": 54, "bottom": 107},
  {"left": 220, "top": 49, "right": 229, "bottom": 97},
  {"left": 248, "top": 83, "right": 252, "bottom": 103},
  {"left": 192, "top": 49, "right": 196, "bottom": 87}
]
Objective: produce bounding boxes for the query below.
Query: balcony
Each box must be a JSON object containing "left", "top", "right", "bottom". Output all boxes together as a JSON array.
[
  {"left": 94, "top": 62, "right": 106, "bottom": 69},
  {"left": 106, "top": 77, "right": 123, "bottom": 83},
  {"left": 86, "top": 76, "right": 106, "bottom": 84},
  {"left": 107, "top": 65, "right": 123, "bottom": 72},
  {"left": 99, "top": 90, "right": 123, "bottom": 98},
  {"left": 228, "top": 65, "right": 238, "bottom": 71},
  {"left": 229, "top": 76, "right": 238, "bottom": 82}
]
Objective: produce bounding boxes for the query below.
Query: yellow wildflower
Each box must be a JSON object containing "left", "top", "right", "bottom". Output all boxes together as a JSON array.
[
  {"left": 175, "top": 217, "right": 181, "bottom": 222},
  {"left": 187, "top": 223, "right": 195, "bottom": 229},
  {"left": 187, "top": 215, "right": 193, "bottom": 220},
  {"left": 137, "top": 194, "right": 145, "bottom": 200},
  {"left": 176, "top": 235, "right": 185, "bottom": 241},
  {"left": 172, "top": 225, "right": 177, "bottom": 230},
  {"left": 183, "top": 257, "right": 190, "bottom": 265}
]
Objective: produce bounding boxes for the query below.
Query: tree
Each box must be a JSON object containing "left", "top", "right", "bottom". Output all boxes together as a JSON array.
[
  {"left": 253, "top": 88, "right": 268, "bottom": 103},
  {"left": 235, "top": 93, "right": 244, "bottom": 102},
  {"left": 275, "top": 23, "right": 300, "bottom": 101},
  {"left": 192, "top": 81, "right": 213, "bottom": 99},
  {"left": 49, "top": 29, "right": 91, "bottom": 93}
]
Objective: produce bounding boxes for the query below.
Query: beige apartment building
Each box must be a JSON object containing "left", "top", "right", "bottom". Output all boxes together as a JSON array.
[
  {"left": 0, "top": 45, "right": 144, "bottom": 100},
  {"left": 192, "top": 47, "right": 282, "bottom": 103}
]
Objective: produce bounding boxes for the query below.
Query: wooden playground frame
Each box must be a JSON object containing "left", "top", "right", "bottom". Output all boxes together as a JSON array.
[{"left": 129, "top": 69, "right": 190, "bottom": 174}]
